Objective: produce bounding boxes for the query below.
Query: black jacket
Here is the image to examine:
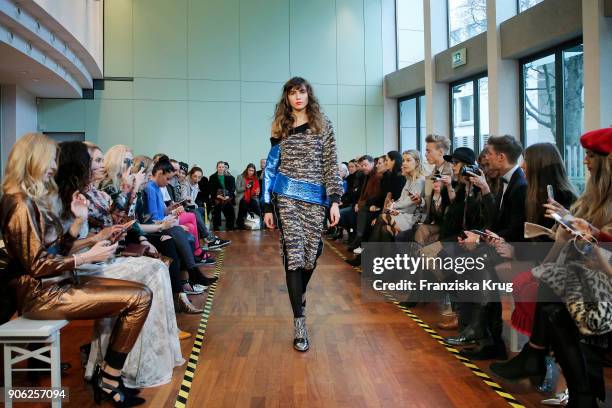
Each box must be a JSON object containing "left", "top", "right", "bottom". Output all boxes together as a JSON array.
[
  {"left": 341, "top": 171, "right": 365, "bottom": 208},
  {"left": 368, "top": 171, "right": 406, "bottom": 208},
  {"left": 489, "top": 167, "right": 527, "bottom": 242},
  {"left": 208, "top": 173, "right": 236, "bottom": 207},
  {"left": 196, "top": 175, "right": 210, "bottom": 208}
]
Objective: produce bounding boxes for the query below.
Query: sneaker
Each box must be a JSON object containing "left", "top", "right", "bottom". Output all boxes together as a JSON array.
[
  {"left": 182, "top": 281, "right": 206, "bottom": 295},
  {"left": 207, "top": 237, "right": 231, "bottom": 250},
  {"left": 353, "top": 246, "right": 363, "bottom": 254},
  {"left": 195, "top": 257, "right": 216, "bottom": 267}
]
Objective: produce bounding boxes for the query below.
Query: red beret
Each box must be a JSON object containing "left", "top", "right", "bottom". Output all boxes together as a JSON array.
[{"left": 580, "top": 128, "right": 612, "bottom": 155}]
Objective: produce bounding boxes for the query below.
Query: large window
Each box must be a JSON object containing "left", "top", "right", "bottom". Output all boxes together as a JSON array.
[
  {"left": 451, "top": 75, "right": 488, "bottom": 153},
  {"left": 518, "top": 0, "right": 544, "bottom": 13},
  {"left": 399, "top": 94, "right": 426, "bottom": 152},
  {"left": 448, "top": 0, "right": 487, "bottom": 47},
  {"left": 396, "top": 0, "right": 424, "bottom": 69},
  {"left": 521, "top": 42, "right": 585, "bottom": 191}
]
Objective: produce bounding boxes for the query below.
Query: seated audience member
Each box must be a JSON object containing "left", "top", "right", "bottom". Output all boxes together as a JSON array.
[
  {"left": 235, "top": 163, "right": 261, "bottom": 229},
  {"left": 180, "top": 165, "right": 230, "bottom": 249},
  {"left": 99, "top": 144, "right": 145, "bottom": 224},
  {"left": 56, "top": 142, "right": 184, "bottom": 388},
  {"left": 348, "top": 151, "right": 405, "bottom": 254},
  {"left": 327, "top": 158, "right": 364, "bottom": 240},
  {"left": 437, "top": 147, "right": 486, "bottom": 242},
  {"left": 375, "top": 150, "right": 426, "bottom": 238},
  {"left": 410, "top": 134, "right": 453, "bottom": 245},
  {"left": 144, "top": 158, "right": 204, "bottom": 257},
  {"left": 257, "top": 158, "right": 266, "bottom": 182},
  {"left": 490, "top": 128, "right": 612, "bottom": 407},
  {"left": 339, "top": 162, "right": 349, "bottom": 192},
  {"left": 346, "top": 156, "right": 384, "bottom": 251},
  {"left": 0, "top": 133, "right": 149, "bottom": 406},
  {"left": 209, "top": 160, "right": 236, "bottom": 230}
]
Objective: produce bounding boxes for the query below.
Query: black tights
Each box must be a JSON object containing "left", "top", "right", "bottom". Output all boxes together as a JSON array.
[{"left": 286, "top": 268, "right": 314, "bottom": 318}]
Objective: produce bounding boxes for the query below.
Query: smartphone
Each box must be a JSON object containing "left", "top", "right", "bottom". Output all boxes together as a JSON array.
[
  {"left": 121, "top": 220, "right": 137, "bottom": 230},
  {"left": 470, "top": 229, "right": 499, "bottom": 240},
  {"left": 546, "top": 185, "right": 554, "bottom": 201},
  {"left": 551, "top": 212, "right": 575, "bottom": 232}
]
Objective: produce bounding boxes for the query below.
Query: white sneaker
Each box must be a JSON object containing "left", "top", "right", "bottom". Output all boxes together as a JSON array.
[
  {"left": 353, "top": 246, "right": 363, "bottom": 254},
  {"left": 541, "top": 389, "right": 569, "bottom": 406}
]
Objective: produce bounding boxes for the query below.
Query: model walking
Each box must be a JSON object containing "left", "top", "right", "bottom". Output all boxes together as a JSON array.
[{"left": 263, "top": 77, "right": 343, "bottom": 352}]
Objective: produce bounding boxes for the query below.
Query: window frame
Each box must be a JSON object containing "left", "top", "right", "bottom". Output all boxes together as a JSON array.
[
  {"left": 448, "top": 72, "right": 487, "bottom": 153},
  {"left": 397, "top": 91, "right": 426, "bottom": 152},
  {"left": 518, "top": 37, "right": 583, "bottom": 152}
]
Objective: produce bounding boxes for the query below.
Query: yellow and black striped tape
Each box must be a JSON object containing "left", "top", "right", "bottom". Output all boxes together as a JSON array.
[
  {"left": 323, "top": 240, "right": 526, "bottom": 408},
  {"left": 175, "top": 250, "right": 225, "bottom": 408}
]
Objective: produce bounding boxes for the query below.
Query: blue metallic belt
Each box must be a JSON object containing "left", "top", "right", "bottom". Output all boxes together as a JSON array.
[{"left": 272, "top": 172, "right": 329, "bottom": 206}]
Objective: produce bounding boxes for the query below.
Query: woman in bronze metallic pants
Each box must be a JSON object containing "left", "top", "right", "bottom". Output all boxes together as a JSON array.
[{"left": 0, "top": 133, "right": 150, "bottom": 407}]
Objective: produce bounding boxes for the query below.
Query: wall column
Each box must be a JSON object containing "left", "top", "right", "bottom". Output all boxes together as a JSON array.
[
  {"left": 583, "top": 0, "right": 612, "bottom": 131},
  {"left": 486, "top": 0, "right": 519, "bottom": 138},
  {"left": 423, "top": 0, "right": 448, "bottom": 137}
]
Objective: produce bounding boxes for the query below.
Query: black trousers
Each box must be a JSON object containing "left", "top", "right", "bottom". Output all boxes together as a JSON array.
[
  {"left": 212, "top": 201, "right": 235, "bottom": 230},
  {"left": 237, "top": 198, "right": 261, "bottom": 228}
]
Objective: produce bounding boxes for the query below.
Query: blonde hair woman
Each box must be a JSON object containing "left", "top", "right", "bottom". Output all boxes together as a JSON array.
[
  {"left": 0, "top": 133, "right": 151, "bottom": 406},
  {"left": 99, "top": 145, "right": 146, "bottom": 224},
  {"left": 380, "top": 150, "right": 426, "bottom": 235}
]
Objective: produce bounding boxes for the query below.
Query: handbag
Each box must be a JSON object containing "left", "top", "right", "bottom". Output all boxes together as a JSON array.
[
  {"left": 244, "top": 213, "right": 261, "bottom": 230},
  {"left": 532, "top": 241, "right": 612, "bottom": 336}
]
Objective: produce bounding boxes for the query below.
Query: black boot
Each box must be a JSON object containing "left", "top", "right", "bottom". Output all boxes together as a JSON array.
[
  {"left": 445, "top": 305, "right": 487, "bottom": 346},
  {"left": 545, "top": 304, "right": 598, "bottom": 408},
  {"left": 460, "top": 338, "right": 508, "bottom": 360},
  {"left": 490, "top": 343, "right": 546, "bottom": 381}
]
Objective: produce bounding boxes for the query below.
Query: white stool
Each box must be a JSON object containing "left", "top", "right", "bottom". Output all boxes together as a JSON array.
[{"left": 0, "top": 318, "right": 68, "bottom": 408}]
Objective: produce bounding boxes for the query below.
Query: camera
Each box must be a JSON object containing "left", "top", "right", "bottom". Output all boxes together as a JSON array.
[{"left": 460, "top": 164, "right": 479, "bottom": 176}]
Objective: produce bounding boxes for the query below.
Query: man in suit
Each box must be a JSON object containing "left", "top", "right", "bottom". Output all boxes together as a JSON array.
[
  {"left": 452, "top": 135, "right": 526, "bottom": 360},
  {"left": 209, "top": 160, "right": 236, "bottom": 231}
]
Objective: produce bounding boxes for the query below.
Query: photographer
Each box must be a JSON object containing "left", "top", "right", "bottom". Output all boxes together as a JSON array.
[{"left": 209, "top": 160, "right": 236, "bottom": 231}]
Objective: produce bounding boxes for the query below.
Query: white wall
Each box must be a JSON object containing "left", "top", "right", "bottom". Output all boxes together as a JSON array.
[{"left": 33, "top": 0, "right": 104, "bottom": 73}]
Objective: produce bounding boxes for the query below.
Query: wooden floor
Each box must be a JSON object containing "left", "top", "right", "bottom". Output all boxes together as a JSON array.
[{"left": 8, "top": 230, "right": 612, "bottom": 407}]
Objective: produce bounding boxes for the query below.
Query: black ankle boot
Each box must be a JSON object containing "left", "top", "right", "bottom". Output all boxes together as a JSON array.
[
  {"left": 490, "top": 343, "right": 546, "bottom": 381},
  {"left": 445, "top": 306, "right": 486, "bottom": 346}
]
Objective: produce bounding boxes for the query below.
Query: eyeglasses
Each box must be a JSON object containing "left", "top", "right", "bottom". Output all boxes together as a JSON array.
[{"left": 124, "top": 158, "right": 133, "bottom": 167}]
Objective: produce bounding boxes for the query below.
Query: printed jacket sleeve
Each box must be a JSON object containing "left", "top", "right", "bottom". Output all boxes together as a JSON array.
[
  {"left": 262, "top": 138, "right": 281, "bottom": 213},
  {"left": 322, "top": 120, "right": 344, "bottom": 205}
]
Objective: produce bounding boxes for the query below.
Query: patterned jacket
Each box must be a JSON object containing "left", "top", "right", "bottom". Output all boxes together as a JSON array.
[{"left": 262, "top": 118, "right": 343, "bottom": 212}]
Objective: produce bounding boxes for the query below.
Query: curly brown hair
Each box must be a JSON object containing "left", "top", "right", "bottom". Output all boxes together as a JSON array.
[{"left": 271, "top": 77, "right": 324, "bottom": 139}]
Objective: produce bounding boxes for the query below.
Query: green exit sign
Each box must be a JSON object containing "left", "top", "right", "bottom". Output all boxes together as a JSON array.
[{"left": 452, "top": 48, "right": 467, "bottom": 68}]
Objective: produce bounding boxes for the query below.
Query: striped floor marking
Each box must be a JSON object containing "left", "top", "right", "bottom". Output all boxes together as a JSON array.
[
  {"left": 323, "top": 240, "right": 526, "bottom": 408},
  {"left": 175, "top": 250, "right": 225, "bottom": 408}
]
